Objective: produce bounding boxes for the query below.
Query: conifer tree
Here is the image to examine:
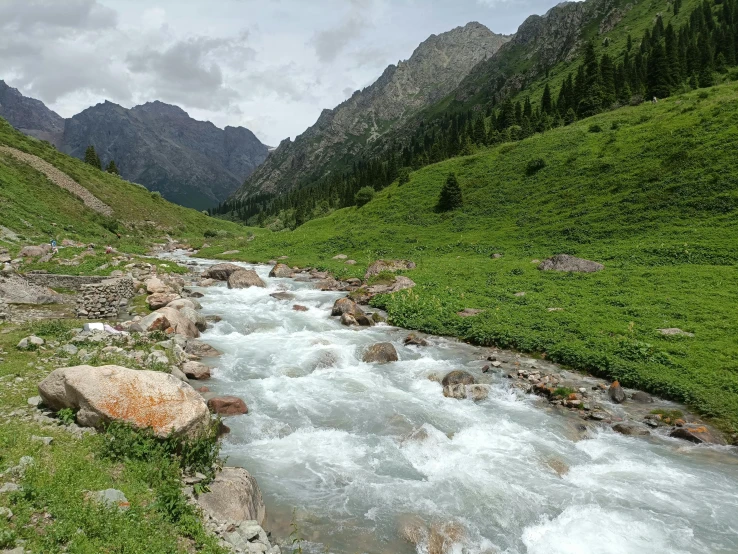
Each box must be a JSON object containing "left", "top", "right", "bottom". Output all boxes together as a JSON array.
[
  {"left": 541, "top": 84, "right": 553, "bottom": 114},
  {"left": 84, "top": 145, "right": 101, "bottom": 170},
  {"left": 436, "top": 173, "right": 463, "bottom": 212},
  {"left": 105, "top": 160, "right": 119, "bottom": 175},
  {"left": 647, "top": 42, "right": 671, "bottom": 98}
]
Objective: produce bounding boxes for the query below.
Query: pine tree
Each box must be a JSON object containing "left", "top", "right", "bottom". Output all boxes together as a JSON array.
[
  {"left": 473, "top": 117, "right": 486, "bottom": 145},
  {"left": 105, "top": 160, "right": 119, "bottom": 175},
  {"left": 436, "top": 173, "right": 463, "bottom": 212},
  {"left": 647, "top": 42, "right": 671, "bottom": 98},
  {"left": 84, "top": 145, "right": 101, "bottom": 170},
  {"left": 541, "top": 83, "right": 552, "bottom": 113},
  {"left": 600, "top": 54, "right": 617, "bottom": 107}
]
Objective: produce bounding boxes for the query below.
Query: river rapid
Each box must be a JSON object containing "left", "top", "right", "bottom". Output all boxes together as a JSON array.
[{"left": 176, "top": 257, "right": 738, "bottom": 554}]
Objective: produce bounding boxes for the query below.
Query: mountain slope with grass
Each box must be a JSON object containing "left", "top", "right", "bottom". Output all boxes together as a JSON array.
[
  {"left": 0, "top": 116, "right": 244, "bottom": 251},
  {"left": 202, "top": 82, "right": 738, "bottom": 432}
]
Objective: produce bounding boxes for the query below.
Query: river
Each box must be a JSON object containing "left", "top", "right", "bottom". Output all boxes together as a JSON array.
[{"left": 175, "top": 256, "right": 738, "bottom": 554}]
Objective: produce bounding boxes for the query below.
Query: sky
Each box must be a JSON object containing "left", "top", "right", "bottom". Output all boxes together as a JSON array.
[{"left": 0, "top": 0, "right": 566, "bottom": 145}]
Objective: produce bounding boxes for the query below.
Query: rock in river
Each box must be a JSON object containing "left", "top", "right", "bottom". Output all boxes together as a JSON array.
[
  {"left": 269, "top": 263, "right": 293, "bottom": 278},
  {"left": 441, "top": 370, "right": 476, "bottom": 387},
  {"left": 227, "top": 269, "right": 266, "bottom": 289},
  {"left": 362, "top": 342, "right": 399, "bottom": 364},
  {"left": 207, "top": 396, "right": 249, "bottom": 416},
  {"left": 202, "top": 263, "right": 243, "bottom": 281},
  {"left": 608, "top": 381, "right": 626, "bottom": 404},
  {"left": 196, "top": 467, "right": 266, "bottom": 528}
]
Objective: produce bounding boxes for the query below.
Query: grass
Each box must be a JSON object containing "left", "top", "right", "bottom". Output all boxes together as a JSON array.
[
  {"left": 204, "top": 83, "right": 738, "bottom": 433},
  {"left": 0, "top": 321, "right": 227, "bottom": 553},
  {"left": 0, "top": 117, "right": 247, "bottom": 254}
]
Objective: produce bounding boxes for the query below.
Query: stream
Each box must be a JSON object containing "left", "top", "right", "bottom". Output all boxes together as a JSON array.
[{"left": 173, "top": 256, "right": 738, "bottom": 554}]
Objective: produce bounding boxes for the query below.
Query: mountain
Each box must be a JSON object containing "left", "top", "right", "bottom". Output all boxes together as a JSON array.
[
  {"left": 0, "top": 84, "right": 269, "bottom": 210},
  {"left": 62, "top": 101, "right": 268, "bottom": 209},
  {"left": 0, "top": 80, "right": 65, "bottom": 147},
  {"left": 231, "top": 22, "right": 511, "bottom": 201}
]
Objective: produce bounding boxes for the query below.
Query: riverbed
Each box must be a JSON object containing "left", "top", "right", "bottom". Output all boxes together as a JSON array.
[{"left": 178, "top": 257, "right": 738, "bottom": 554}]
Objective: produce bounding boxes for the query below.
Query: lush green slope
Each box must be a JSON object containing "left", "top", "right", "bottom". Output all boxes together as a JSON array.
[
  {"left": 203, "top": 83, "right": 738, "bottom": 432},
  {"left": 0, "top": 117, "right": 243, "bottom": 252}
]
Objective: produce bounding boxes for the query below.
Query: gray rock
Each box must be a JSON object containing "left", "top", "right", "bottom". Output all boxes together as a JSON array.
[
  {"left": 61, "top": 344, "right": 78, "bottom": 356},
  {"left": 196, "top": 467, "right": 266, "bottom": 527},
  {"left": 0, "top": 483, "right": 21, "bottom": 494},
  {"left": 631, "top": 391, "right": 653, "bottom": 403},
  {"left": 608, "top": 382, "right": 626, "bottom": 404},
  {"left": 27, "top": 396, "right": 42, "bottom": 407},
  {"left": 268, "top": 263, "right": 293, "bottom": 278},
  {"left": 228, "top": 269, "right": 266, "bottom": 289},
  {"left": 203, "top": 263, "right": 244, "bottom": 281},
  {"left": 443, "top": 383, "right": 467, "bottom": 399},
  {"left": 91, "top": 488, "right": 130, "bottom": 511},
  {"left": 441, "top": 370, "right": 476, "bottom": 387},
  {"left": 17, "top": 336, "right": 44, "bottom": 350},
  {"left": 538, "top": 254, "right": 604, "bottom": 273},
  {"left": 31, "top": 436, "right": 54, "bottom": 446},
  {"left": 0, "top": 506, "right": 12, "bottom": 520},
  {"left": 612, "top": 423, "right": 650, "bottom": 436}
]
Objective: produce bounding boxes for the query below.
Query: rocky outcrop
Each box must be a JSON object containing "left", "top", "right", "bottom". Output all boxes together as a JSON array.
[
  {"left": 227, "top": 269, "right": 266, "bottom": 289},
  {"left": 231, "top": 23, "right": 510, "bottom": 200},
  {"left": 539, "top": 254, "right": 604, "bottom": 273},
  {"left": 38, "top": 365, "right": 211, "bottom": 437},
  {"left": 0, "top": 274, "right": 61, "bottom": 305},
  {"left": 362, "top": 343, "right": 399, "bottom": 364},
  {"left": 0, "top": 80, "right": 65, "bottom": 146}
]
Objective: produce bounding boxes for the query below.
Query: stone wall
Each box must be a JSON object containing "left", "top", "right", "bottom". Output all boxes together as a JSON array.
[
  {"left": 76, "top": 277, "right": 135, "bottom": 319},
  {"left": 25, "top": 273, "right": 107, "bottom": 291}
]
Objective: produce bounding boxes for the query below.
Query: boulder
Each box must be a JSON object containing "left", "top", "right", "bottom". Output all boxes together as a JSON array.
[
  {"left": 669, "top": 424, "right": 724, "bottom": 445},
  {"left": 269, "top": 263, "right": 293, "bottom": 278},
  {"left": 147, "top": 292, "right": 180, "bottom": 310},
  {"left": 332, "top": 297, "right": 359, "bottom": 316},
  {"left": 270, "top": 291, "right": 294, "bottom": 301},
  {"left": 631, "top": 391, "right": 653, "bottom": 403},
  {"left": 404, "top": 334, "right": 429, "bottom": 347},
  {"left": 185, "top": 339, "right": 222, "bottom": 359},
  {"left": 612, "top": 423, "right": 650, "bottom": 436},
  {"left": 441, "top": 370, "right": 476, "bottom": 387},
  {"left": 227, "top": 269, "right": 266, "bottom": 289},
  {"left": 340, "top": 312, "right": 358, "bottom": 326},
  {"left": 167, "top": 298, "right": 202, "bottom": 311},
  {"left": 207, "top": 396, "right": 248, "bottom": 416},
  {"left": 538, "top": 254, "right": 604, "bottom": 273},
  {"left": 145, "top": 276, "right": 171, "bottom": 294},
  {"left": 19, "top": 245, "right": 46, "bottom": 257},
  {"left": 180, "top": 307, "right": 208, "bottom": 332},
  {"left": 139, "top": 307, "right": 200, "bottom": 338},
  {"left": 332, "top": 254, "right": 348, "bottom": 260},
  {"left": 658, "top": 328, "right": 694, "bottom": 337},
  {"left": 195, "top": 467, "right": 266, "bottom": 528},
  {"left": 362, "top": 343, "right": 399, "bottom": 364},
  {"left": 608, "top": 381, "right": 626, "bottom": 404},
  {"left": 292, "top": 304, "right": 308, "bottom": 312},
  {"left": 365, "top": 259, "right": 416, "bottom": 279},
  {"left": 202, "top": 263, "right": 243, "bottom": 281},
  {"left": 38, "top": 365, "right": 210, "bottom": 437},
  {"left": 182, "top": 361, "right": 211, "bottom": 380},
  {"left": 17, "top": 335, "right": 44, "bottom": 350}
]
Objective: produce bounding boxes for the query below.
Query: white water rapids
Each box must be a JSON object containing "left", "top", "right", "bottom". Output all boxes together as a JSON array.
[{"left": 177, "top": 257, "right": 738, "bottom": 554}]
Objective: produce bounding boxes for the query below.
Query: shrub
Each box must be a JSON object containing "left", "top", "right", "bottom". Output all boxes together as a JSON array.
[
  {"left": 398, "top": 167, "right": 411, "bottom": 185},
  {"left": 525, "top": 158, "right": 546, "bottom": 175},
  {"left": 203, "top": 229, "right": 218, "bottom": 238},
  {"left": 436, "top": 173, "right": 463, "bottom": 212},
  {"left": 589, "top": 124, "right": 603, "bottom": 133},
  {"left": 150, "top": 191, "right": 162, "bottom": 200},
  {"left": 354, "top": 186, "right": 375, "bottom": 207}
]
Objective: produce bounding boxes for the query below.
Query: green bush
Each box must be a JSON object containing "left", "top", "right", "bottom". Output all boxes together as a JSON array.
[
  {"left": 525, "top": 158, "right": 546, "bottom": 175},
  {"left": 589, "top": 124, "right": 603, "bottom": 133},
  {"left": 355, "top": 186, "right": 375, "bottom": 207}
]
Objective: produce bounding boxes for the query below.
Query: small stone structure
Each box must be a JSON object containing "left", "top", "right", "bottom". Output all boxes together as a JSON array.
[{"left": 76, "top": 277, "right": 135, "bottom": 319}]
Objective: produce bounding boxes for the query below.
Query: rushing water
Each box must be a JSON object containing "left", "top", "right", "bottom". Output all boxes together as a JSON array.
[{"left": 176, "top": 257, "right": 738, "bottom": 554}]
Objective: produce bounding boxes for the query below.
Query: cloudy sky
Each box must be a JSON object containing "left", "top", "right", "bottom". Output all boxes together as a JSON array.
[{"left": 0, "top": 0, "right": 564, "bottom": 145}]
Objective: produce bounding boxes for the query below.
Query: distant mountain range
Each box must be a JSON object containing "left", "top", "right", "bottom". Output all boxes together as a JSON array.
[
  {"left": 0, "top": 80, "right": 268, "bottom": 209},
  {"left": 231, "top": 22, "right": 511, "bottom": 202}
]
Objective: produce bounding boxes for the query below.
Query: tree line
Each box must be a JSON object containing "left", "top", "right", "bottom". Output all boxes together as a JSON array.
[
  {"left": 84, "top": 145, "right": 119, "bottom": 175},
  {"left": 213, "top": 0, "right": 738, "bottom": 228}
]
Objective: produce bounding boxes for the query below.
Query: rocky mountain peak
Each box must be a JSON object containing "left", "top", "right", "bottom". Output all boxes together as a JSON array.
[
  {"left": 233, "top": 22, "right": 511, "bottom": 199},
  {"left": 0, "top": 80, "right": 65, "bottom": 147}
]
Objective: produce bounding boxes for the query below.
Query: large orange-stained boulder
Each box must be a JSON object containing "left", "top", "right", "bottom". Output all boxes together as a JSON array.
[{"left": 38, "top": 365, "right": 210, "bottom": 438}]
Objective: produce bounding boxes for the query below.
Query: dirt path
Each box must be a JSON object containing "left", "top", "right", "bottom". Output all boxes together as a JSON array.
[{"left": 0, "top": 145, "right": 114, "bottom": 217}]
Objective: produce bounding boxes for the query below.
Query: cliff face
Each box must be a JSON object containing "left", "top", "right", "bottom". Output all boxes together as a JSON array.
[
  {"left": 232, "top": 22, "right": 511, "bottom": 200},
  {"left": 62, "top": 101, "right": 268, "bottom": 209},
  {"left": 0, "top": 80, "right": 65, "bottom": 147}
]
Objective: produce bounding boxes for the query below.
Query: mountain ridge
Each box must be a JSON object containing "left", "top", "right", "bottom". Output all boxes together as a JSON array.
[
  {"left": 0, "top": 83, "right": 268, "bottom": 209},
  {"left": 231, "top": 21, "right": 511, "bottom": 201}
]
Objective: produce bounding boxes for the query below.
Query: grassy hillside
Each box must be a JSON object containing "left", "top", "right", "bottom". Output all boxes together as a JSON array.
[
  {"left": 202, "top": 83, "right": 738, "bottom": 432},
  {"left": 0, "top": 117, "right": 244, "bottom": 252}
]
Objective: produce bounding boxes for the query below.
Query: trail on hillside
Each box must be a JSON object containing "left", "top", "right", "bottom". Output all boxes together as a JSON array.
[{"left": 0, "top": 145, "right": 114, "bottom": 216}]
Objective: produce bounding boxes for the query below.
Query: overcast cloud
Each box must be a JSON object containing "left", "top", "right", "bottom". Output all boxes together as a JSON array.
[{"left": 0, "top": 0, "right": 565, "bottom": 145}]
